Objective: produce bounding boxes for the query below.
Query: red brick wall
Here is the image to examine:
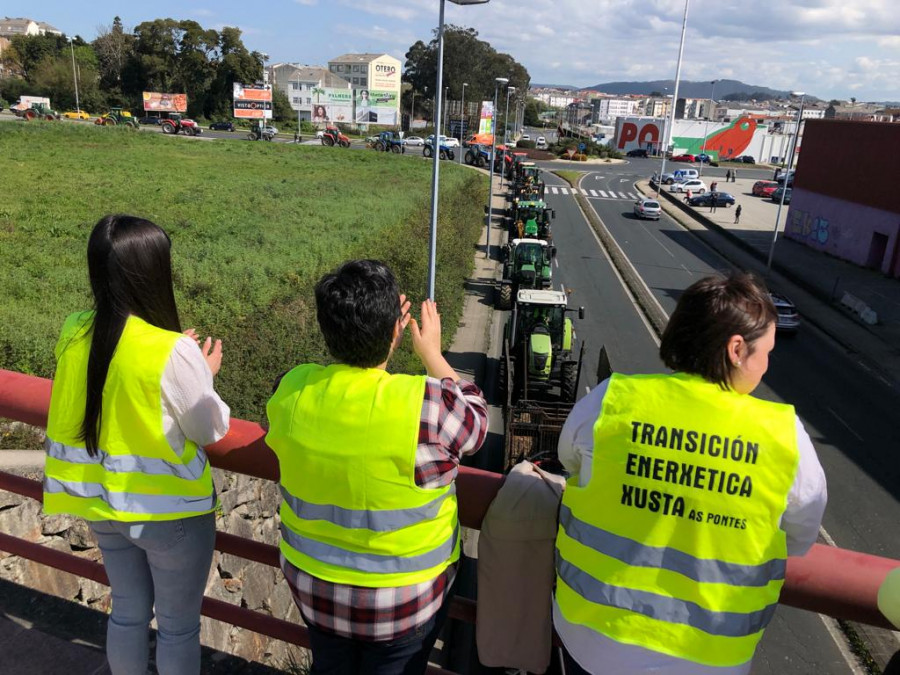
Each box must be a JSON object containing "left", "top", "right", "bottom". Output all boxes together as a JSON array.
[{"left": 795, "top": 119, "right": 900, "bottom": 214}]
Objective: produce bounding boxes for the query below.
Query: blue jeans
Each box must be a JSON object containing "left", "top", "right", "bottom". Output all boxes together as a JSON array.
[
  {"left": 90, "top": 512, "right": 216, "bottom": 675},
  {"left": 303, "top": 581, "right": 456, "bottom": 675}
]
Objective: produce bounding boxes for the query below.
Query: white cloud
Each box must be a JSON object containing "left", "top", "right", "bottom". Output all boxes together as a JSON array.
[{"left": 294, "top": 0, "right": 318, "bottom": 5}]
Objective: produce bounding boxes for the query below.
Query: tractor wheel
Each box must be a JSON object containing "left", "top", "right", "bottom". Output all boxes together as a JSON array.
[
  {"left": 465, "top": 152, "right": 474, "bottom": 165},
  {"left": 265, "top": 134, "right": 273, "bottom": 142},
  {"left": 497, "top": 283, "right": 513, "bottom": 311},
  {"left": 561, "top": 361, "right": 579, "bottom": 403},
  {"left": 448, "top": 151, "right": 455, "bottom": 161},
  {"left": 391, "top": 144, "right": 401, "bottom": 154},
  {"left": 439, "top": 150, "right": 448, "bottom": 160},
  {"left": 161, "top": 123, "right": 174, "bottom": 134},
  {"left": 340, "top": 139, "right": 350, "bottom": 148},
  {"left": 324, "top": 136, "right": 334, "bottom": 146},
  {"left": 46, "top": 114, "right": 56, "bottom": 121},
  {"left": 376, "top": 141, "right": 386, "bottom": 152},
  {"left": 423, "top": 146, "right": 432, "bottom": 158},
  {"left": 24, "top": 110, "right": 36, "bottom": 121},
  {"left": 475, "top": 155, "right": 486, "bottom": 168},
  {"left": 247, "top": 132, "right": 259, "bottom": 141}
]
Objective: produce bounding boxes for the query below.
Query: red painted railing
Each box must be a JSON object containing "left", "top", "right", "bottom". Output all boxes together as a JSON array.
[{"left": 1, "top": 368, "right": 898, "bottom": 661}]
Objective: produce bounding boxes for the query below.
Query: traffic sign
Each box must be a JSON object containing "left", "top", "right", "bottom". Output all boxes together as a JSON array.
[{"left": 579, "top": 142, "right": 586, "bottom": 151}]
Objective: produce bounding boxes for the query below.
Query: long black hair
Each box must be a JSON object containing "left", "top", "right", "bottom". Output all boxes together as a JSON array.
[{"left": 81, "top": 215, "right": 182, "bottom": 456}]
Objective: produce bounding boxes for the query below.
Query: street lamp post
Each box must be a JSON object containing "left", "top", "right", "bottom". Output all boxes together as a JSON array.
[
  {"left": 699, "top": 79, "right": 716, "bottom": 177},
  {"left": 485, "top": 76, "right": 509, "bottom": 258},
  {"left": 427, "top": 0, "right": 490, "bottom": 300},
  {"left": 503, "top": 85, "right": 515, "bottom": 146},
  {"left": 410, "top": 91, "right": 417, "bottom": 130},
  {"left": 69, "top": 38, "right": 80, "bottom": 114},
  {"left": 656, "top": 0, "right": 690, "bottom": 197},
  {"left": 459, "top": 82, "right": 468, "bottom": 164},
  {"left": 766, "top": 91, "right": 806, "bottom": 273},
  {"left": 443, "top": 85, "right": 450, "bottom": 136}
]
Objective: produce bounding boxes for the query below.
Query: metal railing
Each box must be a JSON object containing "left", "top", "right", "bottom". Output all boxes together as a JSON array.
[{"left": 0, "top": 367, "right": 897, "bottom": 668}]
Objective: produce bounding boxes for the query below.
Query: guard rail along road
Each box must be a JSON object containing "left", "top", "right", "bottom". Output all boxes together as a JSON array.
[{"left": 1, "top": 368, "right": 898, "bottom": 673}]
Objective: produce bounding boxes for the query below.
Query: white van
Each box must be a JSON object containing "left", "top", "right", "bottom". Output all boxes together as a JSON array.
[{"left": 673, "top": 168, "right": 699, "bottom": 182}]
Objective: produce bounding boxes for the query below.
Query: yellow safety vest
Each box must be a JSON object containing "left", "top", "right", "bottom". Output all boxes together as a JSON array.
[
  {"left": 43, "top": 311, "right": 217, "bottom": 521},
  {"left": 266, "top": 364, "right": 459, "bottom": 588},
  {"left": 556, "top": 372, "right": 798, "bottom": 667}
]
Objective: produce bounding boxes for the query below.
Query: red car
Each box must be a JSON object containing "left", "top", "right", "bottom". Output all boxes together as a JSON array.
[
  {"left": 752, "top": 180, "right": 779, "bottom": 197},
  {"left": 670, "top": 154, "right": 696, "bottom": 162}
]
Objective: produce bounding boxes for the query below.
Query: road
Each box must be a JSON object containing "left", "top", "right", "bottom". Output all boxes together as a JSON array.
[{"left": 532, "top": 158, "right": 900, "bottom": 672}]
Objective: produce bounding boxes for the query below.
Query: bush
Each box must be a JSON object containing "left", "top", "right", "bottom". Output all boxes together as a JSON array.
[{"left": 516, "top": 139, "right": 536, "bottom": 149}]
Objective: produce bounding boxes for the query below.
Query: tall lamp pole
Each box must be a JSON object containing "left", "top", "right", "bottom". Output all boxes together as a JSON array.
[
  {"left": 766, "top": 91, "right": 805, "bottom": 273},
  {"left": 485, "top": 76, "right": 509, "bottom": 258},
  {"left": 699, "top": 79, "right": 716, "bottom": 177},
  {"left": 427, "top": 0, "right": 490, "bottom": 300},
  {"left": 459, "top": 82, "right": 468, "bottom": 163},
  {"left": 503, "top": 85, "right": 515, "bottom": 146},
  {"left": 69, "top": 38, "right": 80, "bottom": 114},
  {"left": 656, "top": 0, "right": 690, "bottom": 197},
  {"left": 410, "top": 91, "right": 417, "bottom": 130},
  {"left": 443, "top": 85, "right": 450, "bottom": 136}
]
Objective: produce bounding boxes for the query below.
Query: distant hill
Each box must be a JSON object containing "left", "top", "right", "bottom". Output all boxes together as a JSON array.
[
  {"left": 532, "top": 83, "right": 578, "bottom": 90},
  {"left": 581, "top": 79, "right": 796, "bottom": 100}
]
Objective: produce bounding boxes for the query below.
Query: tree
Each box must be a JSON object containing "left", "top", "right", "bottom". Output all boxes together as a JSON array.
[
  {"left": 272, "top": 87, "right": 293, "bottom": 123},
  {"left": 93, "top": 17, "right": 134, "bottom": 95}
]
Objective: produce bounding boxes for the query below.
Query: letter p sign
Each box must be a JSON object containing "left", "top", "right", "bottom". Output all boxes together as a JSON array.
[{"left": 618, "top": 122, "right": 637, "bottom": 149}]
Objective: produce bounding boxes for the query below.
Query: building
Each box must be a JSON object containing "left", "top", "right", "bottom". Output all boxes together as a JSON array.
[
  {"left": 268, "top": 63, "right": 352, "bottom": 123},
  {"left": 327, "top": 53, "right": 402, "bottom": 125},
  {"left": 785, "top": 119, "right": 900, "bottom": 278},
  {"left": 824, "top": 103, "right": 891, "bottom": 122},
  {"left": 590, "top": 97, "right": 638, "bottom": 124},
  {"left": 0, "top": 17, "right": 62, "bottom": 37}
]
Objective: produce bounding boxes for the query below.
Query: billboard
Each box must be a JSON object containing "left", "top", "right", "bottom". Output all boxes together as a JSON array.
[
  {"left": 356, "top": 89, "right": 398, "bottom": 125},
  {"left": 142, "top": 91, "right": 187, "bottom": 113},
  {"left": 479, "top": 101, "right": 494, "bottom": 135},
  {"left": 233, "top": 83, "right": 272, "bottom": 119},
  {"left": 312, "top": 86, "right": 353, "bottom": 124},
  {"left": 371, "top": 57, "right": 400, "bottom": 91}
]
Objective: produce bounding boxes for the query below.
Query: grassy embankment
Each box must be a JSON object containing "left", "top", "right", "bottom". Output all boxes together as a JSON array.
[{"left": 0, "top": 122, "right": 486, "bottom": 441}]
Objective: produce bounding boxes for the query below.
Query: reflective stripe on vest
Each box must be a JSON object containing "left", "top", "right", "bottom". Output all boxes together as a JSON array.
[
  {"left": 44, "top": 476, "right": 216, "bottom": 515},
  {"left": 555, "top": 372, "right": 799, "bottom": 667},
  {"left": 279, "top": 483, "right": 456, "bottom": 533},
  {"left": 43, "top": 312, "right": 217, "bottom": 522}
]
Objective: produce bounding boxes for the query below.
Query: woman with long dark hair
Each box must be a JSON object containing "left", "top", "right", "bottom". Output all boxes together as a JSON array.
[
  {"left": 554, "top": 273, "right": 826, "bottom": 674},
  {"left": 44, "top": 214, "right": 230, "bottom": 674}
]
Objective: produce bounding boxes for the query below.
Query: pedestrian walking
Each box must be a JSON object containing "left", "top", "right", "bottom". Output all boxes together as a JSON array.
[
  {"left": 684, "top": 188, "right": 693, "bottom": 204},
  {"left": 710, "top": 192, "right": 718, "bottom": 213},
  {"left": 553, "top": 273, "right": 826, "bottom": 675},
  {"left": 710, "top": 180, "right": 718, "bottom": 192},
  {"left": 267, "top": 260, "right": 488, "bottom": 674},
  {"left": 732, "top": 168, "right": 738, "bottom": 182},
  {"left": 725, "top": 169, "right": 732, "bottom": 182},
  {"left": 735, "top": 204, "right": 743, "bottom": 224},
  {"left": 44, "top": 214, "right": 229, "bottom": 675}
]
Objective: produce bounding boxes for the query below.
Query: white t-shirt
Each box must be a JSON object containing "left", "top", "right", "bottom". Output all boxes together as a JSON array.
[{"left": 554, "top": 378, "right": 828, "bottom": 675}]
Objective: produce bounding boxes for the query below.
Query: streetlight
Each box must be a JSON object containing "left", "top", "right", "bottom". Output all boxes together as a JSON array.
[
  {"left": 655, "top": 0, "right": 690, "bottom": 197},
  {"left": 503, "top": 85, "right": 516, "bottom": 146},
  {"left": 766, "top": 91, "right": 805, "bottom": 273},
  {"left": 699, "top": 79, "right": 716, "bottom": 177},
  {"left": 459, "top": 82, "right": 468, "bottom": 164},
  {"left": 443, "top": 85, "right": 449, "bottom": 136},
  {"left": 485, "top": 76, "right": 508, "bottom": 258},
  {"left": 69, "top": 37, "right": 80, "bottom": 114},
  {"left": 427, "top": 0, "right": 490, "bottom": 300}
]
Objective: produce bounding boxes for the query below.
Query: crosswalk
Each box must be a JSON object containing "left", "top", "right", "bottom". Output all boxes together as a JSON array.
[{"left": 546, "top": 186, "right": 639, "bottom": 201}]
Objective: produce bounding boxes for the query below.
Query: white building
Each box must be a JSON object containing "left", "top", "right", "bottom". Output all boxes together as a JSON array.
[
  {"left": 0, "top": 17, "right": 62, "bottom": 37},
  {"left": 591, "top": 97, "right": 638, "bottom": 122},
  {"left": 327, "top": 53, "right": 402, "bottom": 126},
  {"left": 268, "top": 63, "right": 352, "bottom": 122}
]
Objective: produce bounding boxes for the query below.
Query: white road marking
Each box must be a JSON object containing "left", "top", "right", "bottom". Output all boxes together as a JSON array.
[
  {"left": 581, "top": 189, "right": 590, "bottom": 196},
  {"left": 598, "top": 190, "right": 609, "bottom": 198},
  {"left": 553, "top": 257, "right": 559, "bottom": 268},
  {"left": 826, "top": 406, "right": 864, "bottom": 441},
  {"left": 618, "top": 192, "right": 630, "bottom": 199},
  {"left": 559, "top": 187, "right": 569, "bottom": 195},
  {"left": 818, "top": 615, "right": 867, "bottom": 675},
  {"left": 550, "top": 187, "right": 558, "bottom": 195},
  {"left": 680, "top": 264, "right": 693, "bottom": 276},
  {"left": 589, "top": 190, "right": 598, "bottom": 196},
  {"left": 628, "top": 193, "right": 638, "bottom": 200}
]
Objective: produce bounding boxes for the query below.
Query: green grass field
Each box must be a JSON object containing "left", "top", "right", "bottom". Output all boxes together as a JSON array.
[{"left": 0, "top": 122, "right": 486, "bottom": 426}]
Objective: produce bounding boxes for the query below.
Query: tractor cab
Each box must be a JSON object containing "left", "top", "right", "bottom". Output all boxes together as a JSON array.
[
  {"left": 510, "top": 199, "right": 555, "bottom": 241},
  {"left": 497, "top": 238, "right": 555, "bottom": 310}
]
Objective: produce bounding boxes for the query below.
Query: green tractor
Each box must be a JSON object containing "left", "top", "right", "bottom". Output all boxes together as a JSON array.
[
  {"left": 22, "top": 102, "right": 60, "bottom": 121},
  {"left": 512, "top": 162, "right": 545, "bottom": 201},
  {"left": 501, "top": 289, "right": 585, "bottom": 404},
  {"left": 96, "top": 107, "right": 139, "bottom": 128},
  {"left": 508, "top": 199, "right": 555, "bottom": 242},
  {"left": 497, "top": 238, "right": 555, "bottom": 310}
]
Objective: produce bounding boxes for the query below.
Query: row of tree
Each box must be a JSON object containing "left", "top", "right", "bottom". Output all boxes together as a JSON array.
[{"left": 0, "top": 17, "right": 266, "bottom": 120}]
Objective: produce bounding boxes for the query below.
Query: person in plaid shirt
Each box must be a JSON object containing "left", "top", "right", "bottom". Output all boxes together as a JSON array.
[{"left": 267, "top": 260, "right": 487, "bottom": 673}]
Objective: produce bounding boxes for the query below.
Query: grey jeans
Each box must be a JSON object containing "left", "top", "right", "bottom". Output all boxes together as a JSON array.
[{"left": 90, "top": 512, "right": 216, "bottom": 675}]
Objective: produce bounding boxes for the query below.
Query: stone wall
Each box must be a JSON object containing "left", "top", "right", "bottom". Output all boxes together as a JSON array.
[{"left": 0, "top": 462, "right": 307, "bottom": 670}]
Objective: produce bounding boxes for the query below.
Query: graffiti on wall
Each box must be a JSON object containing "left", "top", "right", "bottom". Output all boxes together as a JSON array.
[{"left": 787, "top": 209, "right": 839, "bottom": 246}]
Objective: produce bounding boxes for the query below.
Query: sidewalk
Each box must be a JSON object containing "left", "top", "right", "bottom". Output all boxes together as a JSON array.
[{"left": 641, "top": 178, "right": 900, "bottom": 388}]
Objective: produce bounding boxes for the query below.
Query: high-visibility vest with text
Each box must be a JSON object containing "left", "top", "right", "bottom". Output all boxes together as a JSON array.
[
  {"left": 266, "top": 364, "right": 459, "bottom": 588},
  {"left": 43, "top": 311, "right": 217, "bottom": 521},
  {"left": 556, "top": 372, "right": 798, "bottom": 667}
]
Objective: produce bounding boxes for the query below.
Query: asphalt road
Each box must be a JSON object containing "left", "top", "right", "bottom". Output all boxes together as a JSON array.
[{"left": 536, "top": 160, "right": 900, "bottom": 673}]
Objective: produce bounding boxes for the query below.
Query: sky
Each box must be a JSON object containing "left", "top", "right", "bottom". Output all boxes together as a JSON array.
[{"left": 34, "top": 0, "right": 900, "bottom": 102}]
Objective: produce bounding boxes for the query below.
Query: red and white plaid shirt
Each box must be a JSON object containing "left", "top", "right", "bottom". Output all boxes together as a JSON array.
[{"left": 280, "top": 377, "right": 488, "bottom": 641}]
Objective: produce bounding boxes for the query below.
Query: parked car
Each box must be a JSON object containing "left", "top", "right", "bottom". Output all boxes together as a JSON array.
[
  {"left": 696, "top": 154, "right": 719, "bottom": 166},
  {"left": 775, "top": 170, "right": 795, "bottom": 186},
  {"left": 426, "top": 134, "right": 459, "bottom": 148},
  {"left": 671, "top": 154, "right": 696, "bottom": 163},
  {"left": 137, "top": 115, "right": 161, "bottom": 125},
  {"left": 688, "top": 192, "right": 735, "bottom": 207},
  {"left": 536, "top": 136, "right": 548, "bottom": 149},
  {"left": 770, "top": 292, "right": 800, "bottom": 332},
  {"left": 633, "top": 198, "right": 662, "bottom": 220},
  {"left": 62, "top": 110, "right": 90, "bottom": 120},
  {"left": 752, "top": 180, "right": 779, "bottom": 197},
  {"left": 626, "top": 148, "right": 649, "bottom": 158},
  {"left": 209, "top": 120, "right": 235, "bottom": 131},
  {"left": 671, "top": 178, "right": 708, "bottom": 194},
  {"left": 771, "top": 187, "right": 792, "bottom": 204},
  {"left": 660, "top": 168, "right": 699, "bottom": 184},
  {"left": 521, "top": 133, "right": 531, "bottom": 141},
  {"left": 737, "top": 155, "right": 756, "bottom": 163},
  {"left": 404, "top": 135, "right": 424, "bottom": 146}
]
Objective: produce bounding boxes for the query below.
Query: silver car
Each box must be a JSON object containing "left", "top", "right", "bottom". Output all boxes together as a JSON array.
[
  {"left": 634, "top": 198, "right": 661, "bottom": 220},
  {"left": 770, "top": 292, "right": 800, "bottom": 333}
]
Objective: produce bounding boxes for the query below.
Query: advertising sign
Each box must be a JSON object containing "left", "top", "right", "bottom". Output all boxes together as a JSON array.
[
  {"left": 615, "top": 117, "right": 664, "bottom": 152},
  {"left": 233, "top": 83, "right": 272, "bottom": 119},
  {"left": 371, "top": 59, "right": 400, "bottom": 91},
  {"left": 479, "top": 101, "right": 494, "bottom": 135},
  {"left": 312, "top": 86, "right": 353, "bottom": 124},
  {"left": 356, "top": 89, "right": 398, "bottom": 125},
  {"left": 142, "top": 91, "right": 187, "bottom": 113}
]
